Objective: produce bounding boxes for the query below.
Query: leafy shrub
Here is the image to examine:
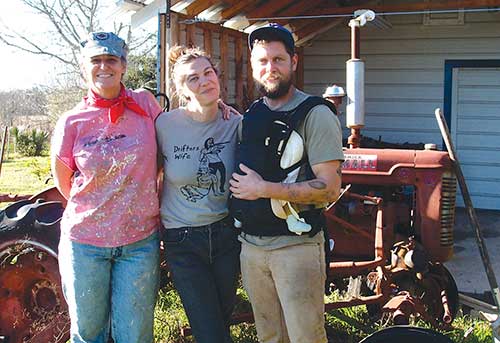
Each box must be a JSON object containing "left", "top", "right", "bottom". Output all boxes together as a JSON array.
[
  {"left": 16, "top": 129, "right": 49, "bottom": 157},
  {"left": 27, "top": 157, "right": 51, "bottom": 181}
]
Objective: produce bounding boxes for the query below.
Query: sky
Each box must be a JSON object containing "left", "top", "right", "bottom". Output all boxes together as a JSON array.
[
  {"left": 0, "top": 0, "right": 122, "bottom": 91},
  {"left": 0, "top": 0, "right": 53, "bottom": 90}
]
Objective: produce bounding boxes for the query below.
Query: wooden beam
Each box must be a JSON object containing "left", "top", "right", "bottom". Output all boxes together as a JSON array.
[
  {"left": 294, "top": 17, "right": 345, "bottom": 46},
  {"left": 131, "top": 0, "right": 185, "bottom": 28},
  {"left": 276, "top": 0, "right": 327, "bottom": 17},
  {"left": 308, "top": 0, "right": 500, "bottom": 16},
  {"left": 170, "top": 12, "right": 180, "bottom": 47},
  {"left": 185, "top": 0, "right": 219, "bottom": 16},
  {"left": 220, "top": 0, "right": 256, "bottom": 20},
  {"left": 235, "top": 34, "right": 244, "bottom": 110},
  {"left": 220, "top": 30, "right": 229, "bottom": 101},
  {"left": 293, "top": 0, "right": 379, "bottom": 46},
  {"left": 245, "top": 0, "right": 292, "bottom": 19}
]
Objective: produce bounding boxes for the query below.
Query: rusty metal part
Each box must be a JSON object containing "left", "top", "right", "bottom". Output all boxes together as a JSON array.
[
  {"left": 0, "top": 194, "right": 32, "bottom": 203},
  {"left": 459, "top": 293, "right": 498, "bottom": 313},
  {"left": 29, "top": 187, "right": 67, "bottom": 207},
  {"left": 338, "top": 147, "right": 456, "bottom": 262},
  {"left": 327, "top": 193, "right": 386, "bottom": 281},
  {"left": 348, "top": 128, "right": 362, "bottom": 149},
  {"left": 382, "top": 291, "right": 420, "bottom": 325},
  {"left": 441, "top": 290, "right": 452, "bottom": 324},
  {"left": 382, "top": 262, "right": 458, "bottom": 327},
  {"left": 0, "top": 234, "right": 69, "bottom": 343}
]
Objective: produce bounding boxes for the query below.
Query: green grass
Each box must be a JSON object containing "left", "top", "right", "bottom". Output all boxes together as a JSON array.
[
  {"left": 0, "top": 154, "right": 53, "bottom": 197},
  {"left": 152, "top": 284, "right": 494, "bottom": 343},
  {"left": 0, "top": 155, "right": 494, "bottom": 343}
]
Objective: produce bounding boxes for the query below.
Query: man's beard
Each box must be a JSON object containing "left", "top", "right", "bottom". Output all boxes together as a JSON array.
[{"left": 255, "top": 73, "right": 293, "bottom": 99}]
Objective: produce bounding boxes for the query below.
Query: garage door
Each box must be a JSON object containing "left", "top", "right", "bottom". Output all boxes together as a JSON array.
[{"left": 451, "top": 67, "right": 500, "bottom": 210}]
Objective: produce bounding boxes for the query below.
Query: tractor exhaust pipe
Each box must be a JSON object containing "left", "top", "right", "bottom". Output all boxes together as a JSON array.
[{"left": 346, "top": 10, "right": 375, "bottom": 148}]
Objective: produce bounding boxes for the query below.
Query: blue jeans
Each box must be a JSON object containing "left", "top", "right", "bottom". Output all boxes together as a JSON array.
[
  {"left": 163, "top": 217, "right": 241, "bottom": 343},
  {"left": 58, "top": 232, "right": 160, "bottom": 343}
]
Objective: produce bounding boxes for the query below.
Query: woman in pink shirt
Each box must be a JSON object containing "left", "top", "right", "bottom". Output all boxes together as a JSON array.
[{"left": 51, "top": 32, "right": 162, "bottom": 343}]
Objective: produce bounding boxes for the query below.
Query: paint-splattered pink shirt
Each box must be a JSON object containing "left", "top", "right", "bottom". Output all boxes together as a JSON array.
[{"left": 51, "top": 88, "right": 162, "bottom": 247}]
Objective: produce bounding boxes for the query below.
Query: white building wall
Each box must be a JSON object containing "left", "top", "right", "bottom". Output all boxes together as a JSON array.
[{"left": 303, "top": 11, "right": 500, "bottom": 146}]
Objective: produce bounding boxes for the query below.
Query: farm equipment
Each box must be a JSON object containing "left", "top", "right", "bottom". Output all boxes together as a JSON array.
[
  {"left": 319, "top": 10, "right": 459, "bottom": 327},
  {"left": 0, "top": 189, "right": 69, "bottom": 343},
  {"left": 324, "top": 146, "right": 458, "bottom": 326}
]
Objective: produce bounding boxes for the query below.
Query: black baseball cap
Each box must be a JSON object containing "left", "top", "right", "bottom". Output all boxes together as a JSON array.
[{"left": 248, "top": 23, "right": 295, "bottom": 53}]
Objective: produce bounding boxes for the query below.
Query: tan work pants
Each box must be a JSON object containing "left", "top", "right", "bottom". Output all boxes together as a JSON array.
[{"left": 240, "top": 240, "right": 328, "bottom": 343}]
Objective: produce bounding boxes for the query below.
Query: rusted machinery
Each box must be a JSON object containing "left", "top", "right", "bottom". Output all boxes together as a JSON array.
[
  {"left": 0, "top": 188, "right": 69, "bottom": 343},
  {"left": 321, "top": 10, "right": 458, "bottom": 327},
  {"left": 324, "top": 147, "right": 458, "bottom": 326}
]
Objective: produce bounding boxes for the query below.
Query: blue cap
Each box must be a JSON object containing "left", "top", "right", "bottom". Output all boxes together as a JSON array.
[
  {"left": 80, "top": 32, "right": 128, "bottom": 59},
  {"left": 248, "top": 23, "right": 295, "bottom": 53}
]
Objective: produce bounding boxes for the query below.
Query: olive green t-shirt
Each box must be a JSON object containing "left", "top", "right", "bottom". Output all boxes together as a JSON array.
[{"left": 239, "top": 88, "right": 344, "bottom": 250}]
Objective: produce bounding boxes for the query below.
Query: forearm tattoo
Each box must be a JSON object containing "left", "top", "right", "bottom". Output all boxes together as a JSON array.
[
  {"left": 285, "top": 183, "right": 300, "bottom": 199},
  {"left": 308, "top": 180, "right": 327, "bottom": 190}
]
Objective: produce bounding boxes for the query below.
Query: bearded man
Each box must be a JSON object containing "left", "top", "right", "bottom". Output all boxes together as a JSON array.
[{"left": 229, "top": 23, "right": 344, "bottom": 343}]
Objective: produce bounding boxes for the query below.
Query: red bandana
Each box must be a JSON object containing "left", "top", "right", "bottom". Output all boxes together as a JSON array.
[{"left": 84, "top": 84, "right": 148, "bottom": 123}]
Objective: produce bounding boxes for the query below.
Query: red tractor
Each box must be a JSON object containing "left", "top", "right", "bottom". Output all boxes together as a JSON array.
[{"left": 321, "top": 10, "right": 458, "bottom": 327}]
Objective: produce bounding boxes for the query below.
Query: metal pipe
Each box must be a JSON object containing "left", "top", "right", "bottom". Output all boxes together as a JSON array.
[
  {"left": 351, "top": 24, "right": 360, "bottom": 59},
  {"left": 325, "top": 293, "right": 385, "bottom": 310},
  {"left": 346, "top": 11, "right": 375, "bottom": 148},
  {"left": 328, "top": 257, "right": 384, "bottom": 277},
  {"left": 441, "top": 290, "right": 452, "bottom": 324},
  {"left": 375, "top": 201, "right": 384, "bottom": 259}
]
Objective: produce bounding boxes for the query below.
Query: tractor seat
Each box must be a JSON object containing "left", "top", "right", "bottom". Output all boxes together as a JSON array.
[{"left": 0, "top": 199, "right": 64, "bottom": 234}]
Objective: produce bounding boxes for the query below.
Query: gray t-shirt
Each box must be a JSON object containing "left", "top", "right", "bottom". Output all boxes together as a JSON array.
[
  {"left": 156, "top": 108, "right": 241, "bottom": 228},
  {"left": 239, "top": 88, "right": 344, "bottom": 250}
]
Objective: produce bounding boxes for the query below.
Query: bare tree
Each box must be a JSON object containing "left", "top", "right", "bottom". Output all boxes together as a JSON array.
[
  {"left": 0, "top": 87, "right": 48, "bottom": 127},
  {"left": 0, "top": 0, "right": 156, "bottom": 84}
]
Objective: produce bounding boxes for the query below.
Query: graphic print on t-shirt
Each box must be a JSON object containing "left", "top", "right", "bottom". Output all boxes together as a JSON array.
[{"left": 180, "top": 137, "right": 229, "bottom": 202}]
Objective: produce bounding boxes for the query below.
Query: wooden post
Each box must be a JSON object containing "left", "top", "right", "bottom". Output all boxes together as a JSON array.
[
  {"left": 235, "top": 34, "right": 244, "bottom": 111},
  {"left": 203, "top": 28, "right": 212, "bottom": 56},
  {"left": 169, "top": 13, "right": 179, "bottom": 109},
  {"left": 246, "top": 44, "right": 254, "bottom": 102},
  {"left": 157, "top": 13, "right": 167, "bottom": 110},
  {"left": 0, "top": 126, "right": 8, "bottom": 177},
  {"left": 220, "top": 30, "right": 229, "bottom": 102},
  {"left": 186, "top": 23, "right": 195, "bottom": 47}
]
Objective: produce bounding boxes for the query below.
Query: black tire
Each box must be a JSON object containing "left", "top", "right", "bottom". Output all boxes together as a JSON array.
[{"left": 359, "top": 326, "right": 453, "bottom": 343}]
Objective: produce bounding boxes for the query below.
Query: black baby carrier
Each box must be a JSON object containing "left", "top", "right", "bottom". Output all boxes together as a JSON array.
[{"left": 229, "top": 96, "right": 336, "bottom": 237}]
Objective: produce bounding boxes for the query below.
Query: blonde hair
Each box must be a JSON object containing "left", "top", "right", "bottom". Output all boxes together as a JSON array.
[{"left": 168, "top": 45, "right": 218, "bottom": 103}]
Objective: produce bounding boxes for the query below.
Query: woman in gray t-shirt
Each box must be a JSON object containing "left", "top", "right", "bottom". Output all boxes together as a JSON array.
[{"left": 155, "top": 45, "right": 241, "bottom": 343}]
